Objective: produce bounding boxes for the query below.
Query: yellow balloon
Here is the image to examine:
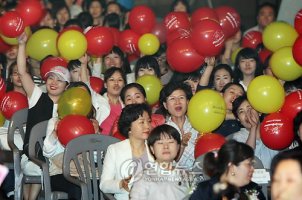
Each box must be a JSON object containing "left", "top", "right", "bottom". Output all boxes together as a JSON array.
[
  {"left": 247, "top": 75, "right": 285, "bottom": 113},
  {"left": 270, "top": 47, "right": 302, "bottom": 81},
  {"left": 0, "top": 112, "right": 6, "bottom": 127},
  {"left": 58, "top": 87, "right": 92, "bottom": 119},
  {"left": 263, "top": 21, "right": 298, "bottom": 52},
  {"left": 57, "top": 30, "right": 87, "bottom": 60},
  {"left": 188, "top": 89, "right": 226, "bottom": 133},
  {"left": 1, "top": 26, "right": 32, "bottom": 45},
  {"left": 231, "top": 47, "right": 242, "bottom": 64},
  {"left": 26, "top": 28, "right": 59, "bottom": 61},
  {"left": 136, "top": 75, "right": 162, "bottom": 105},
  {"left": 138, "top": 33, "right": 160, "bottom": 55}
]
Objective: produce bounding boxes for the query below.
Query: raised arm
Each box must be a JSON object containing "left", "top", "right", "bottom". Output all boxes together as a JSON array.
[
  {"left": 199, "top": 57, "right": 215, "bottom": 87},
  {"left": 17, "top": 32, "right": 35, "bottom": 98},
  {"left": 79, "top": 53, "right": 89, "bottom": 83}
]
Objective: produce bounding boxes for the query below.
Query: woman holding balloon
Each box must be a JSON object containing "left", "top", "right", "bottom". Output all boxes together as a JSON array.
[
  {"left": 231, "top": 95, "right": 278, "bottom": 169},
  {"left": 17, "top": 32, "right": 70, "bottom": 200},
  {"left": 43, "top": 82, "right": 98, "bottom": 200},
  {"left": 158, "top": 82, "right": 198, "bottom": 170}
]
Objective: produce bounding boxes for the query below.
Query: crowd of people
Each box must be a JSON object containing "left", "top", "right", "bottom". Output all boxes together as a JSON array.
[{"left": 0, "top": 0, "right": 302, "bottom": 200}]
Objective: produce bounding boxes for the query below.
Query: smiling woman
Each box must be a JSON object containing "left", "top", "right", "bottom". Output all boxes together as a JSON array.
[
  {"left": 190, "top": 140, "right": 266, "bottom": 200},
  {"left": 100, "top": 103, "right": 155, "bottom": 200}
]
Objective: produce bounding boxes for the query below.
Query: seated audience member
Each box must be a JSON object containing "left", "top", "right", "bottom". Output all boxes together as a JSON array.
[
  {"left": 231, "top": 95, "right": 278, "bottom": 169},
  {"left": 245, "top": 2, "right": 277, "bottom": 33},
  {"left": 130, "top": 124, "right": 190, "bottom": 200},
  {"left": 214, "top": 83, "right": 245, "bottom": 137},
  {"left": 190, "top": 140, "right": 265, "bottom": 200},
  {"left": 271, "top": 150, "right": 302, "bottom": 200},
  {"left": 100, "top": 104, "right": 154, "bottom": 200},
  {"left": 158, "top": 82, "right": 198, "bottom": 170},
  {"left": 111, "top": 83, "right": 165, "bottom": 140}
]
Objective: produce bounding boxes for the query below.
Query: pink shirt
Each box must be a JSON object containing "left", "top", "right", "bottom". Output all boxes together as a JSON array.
[{"left": 100, "top": 103, "right": 122, "bottom": 135}]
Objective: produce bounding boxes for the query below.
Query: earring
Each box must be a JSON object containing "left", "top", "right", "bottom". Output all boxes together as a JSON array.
[{"left": 231, "top": 172, "right": 235, "bottom": 176}]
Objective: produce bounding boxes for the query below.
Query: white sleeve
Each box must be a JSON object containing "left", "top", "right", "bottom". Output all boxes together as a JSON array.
[
  {"left": 129, "top": 176, "right": 148, "bottom": 200},
  {"left": 28, "top": 85, "right": 43, "bottom": 109},
  {"left": 100, "top": 144, "right": 124, "bottom": 194},
  {"left": 43, "top": 118, "right": 64, "bottom": 158}
]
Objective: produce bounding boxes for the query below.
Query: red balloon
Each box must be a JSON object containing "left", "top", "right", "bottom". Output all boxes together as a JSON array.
[
  {"left": 191, "top": 7, "right": 219, "bottom": 27},
  {"left": 0, "top": 78, "right": 6, "bottom": 102},
  {"left": 191, "top": 19, "right": 225, "bottom": 57},
  {"left": 0, "top": 37, "right": 11, "bottom": 53},
  {"left": 166, "top": 38, "right": 204, "bottom": 73},
  {"left": 90, "top": 76, "right": 104, "bottom": 94},
  {"left": 57, "top": 115, "right": 95, "bottom": 146},
  {"left": 0, "top": 91, "right": 28, "bottom": 120},
  {"left": 242, "top": 31, "right": 262, "bottom": 49},
  {"left": 108, "top": 27, "right": 120, "bottom": 46},
  {"left": 164, "top": 12, "right": 190, "bottom": 33},
  {"left": 151, "top": 21, "right": 167, "bottom": 44},
  {"left": 260, "top": 112, "right": 294, "bottom": 150},
  {"left": 166, "top": 28, "right": 191, "bottom": 46},
  {"left": 258, "top": 48, "right": 272, "bottom": 65},
  {"left": 0, "top": 11, "right": 25, "bottom": 38},
  {"left": 293, "top": 35, "right": 302, "bottom": 66},
  {"left": 40, "top": 56, "right": 68, "bottom": 80},
  {"left": 127, "top": 53, "right": 140, "bottom": 63},
  {"left": 16, "top": 0, "right": 45, "bottom": 26},
  {"left": 280, "top": 90, "right": 302, "bottom": 121},
  {"left": 85, "top": 26, "right": 114, "bottom": 57},
  {"left": 128, "top": 5, "right": 156, "bottom": 35},
  {"left": 294, "top": 9, "right": 302, "bottom": 35},
  {"left": 118, "top": 29, "right": 140, "bottom": 54},
  {"left": 194, "top": 133, "right": 226, "bottom": 159},
  {"left": 215, "top": 6, "right": 241, "bottom": 39}
]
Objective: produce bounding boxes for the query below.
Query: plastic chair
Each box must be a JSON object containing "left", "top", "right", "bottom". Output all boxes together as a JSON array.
[
  {"left": 28, "top": 120, "right": 68, "bottom": 200},
  {"left": 7, "top": 108, "right": 28, "bottom": 200},
  {"left": 63, "top": 134, "right": 120, "bottom": 200}
]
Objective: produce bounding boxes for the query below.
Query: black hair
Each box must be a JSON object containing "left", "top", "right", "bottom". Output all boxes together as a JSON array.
[
  {"left": 0, "top": 54, "right": 7, "bottom": 79},
  {"left": 203, "top": 140, "right": 254, "bottom": 177},
  {"left": 147, "top": 124, "right": 181, "bottom": 159},
  {"left": 283, "top": 78, "right": 302, "bottom": 94},
  {"left": 232, "top": 95, "right": 248, "bottom": 119},
  {"left": 157, "top": 82, "right": 192, "bottom": 117},
  {"left": 271, "top": 150, "right": 302, "bottom": 176},
  {"left": 63, "top": 18, "right": 82, "bottom": 29},
  {"left": 134, "top": 56, "right": 161, "bottom": 79},
  {"left": 103, "top": 46, "right": 131, "bottom": 74},
  {"left": 293, "top": 110, "right": 302, "bottom": 139},
  {"left": 6, "top": 61, "right": 32, "bottom": 92},
  {"left": 208, "top": 64, "right": 234, "bottom": 90},
  {"left": 77, "top": 11, "right": 93, "bottom": 29},
  {"left": 234, "top": 48, "right": 263, "bottom": 83},
  {"left": 103, "top": 12, "right": 120, "bottom": 29},
  {"left": 104, "top": 67, "right": 126, "bottom": 83},
  {"left": 170, "top": 0, "right": 191, "bottom": 13},
  {"left": 120, "top": 83, "right": 146, "bottom": 103},
  {"left": 170, "top": 70, "right": 200, "bottom": 83},
  {"left": 67, "top": 60, "right": 81, "bottom": 71},
  {"left": 257, "top": 2, "right": 277, "bottom": 18},
  {"left": 118, "top": 103, "right": 151, "bottom": 138},
  {"left": 51, "top": 2, "right": 70, "bottom": 31},
  {"left": 221, "top": 82, "right": 245, "bottom": 94}
]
